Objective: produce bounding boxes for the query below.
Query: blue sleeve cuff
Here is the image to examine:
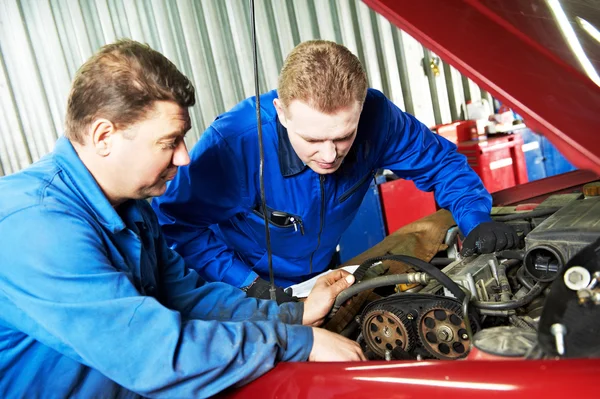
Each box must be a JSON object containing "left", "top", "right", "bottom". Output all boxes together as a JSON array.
[
  {"left": 282, "top": 325, "right": 313, "bottom": 362},
  {"left": 277, "top": 301, "right": 305, "bottom": 325},
  {"left": 221, "top": 258, "right": 259, "bottom": 288},
  {"left": 241, "top": 271, "right": 259, "bottom": 288},
  {"left": 458, "top": 211, "right": 493, "bottom": 236}
]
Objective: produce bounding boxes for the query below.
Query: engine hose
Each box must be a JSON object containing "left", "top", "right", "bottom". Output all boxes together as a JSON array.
[
  {"left": 329, "top": 255, "right": 466, "bottom": 317},
  {"left": 332, "top": 274, "right": 414, "bottom": 313},
  {"left": 430, "top": 257, "right": 454, "bottom": 267},
  {"left": 516, "top": 265, "right": 535, "bottom": 291},
  {"left": 472, "top": 282, "right": 547, "bottom": 310},
  {"left": 497, "top": 261, "right": 512, "bottom": 302},
  {"left": 492, "top": 207, "right": 560, "bottom": 222},
  {"left": 354, "top": 255, "right": 466, "bottom": 301},
  {"left": 459, "top": 286, "right": 474, "bottom": 340},
  {"left": 496, "top": 250, "right": 525, "bottom": 261}
]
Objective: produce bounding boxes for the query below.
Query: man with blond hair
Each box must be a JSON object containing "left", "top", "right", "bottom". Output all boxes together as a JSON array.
[
  {"left": 153, "top": 40, "right": 518, "bottom": 303},
  {"left": 0, "top": 39, "right": 366, "bottom": 399}
]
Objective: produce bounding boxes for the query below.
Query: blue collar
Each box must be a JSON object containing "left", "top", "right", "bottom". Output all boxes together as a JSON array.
[
  {"left": 276, "top": 117, "right": 306, "bottom": 177},
  {"left": 52, "top": 136, "right": 144, "bottom": 234}
]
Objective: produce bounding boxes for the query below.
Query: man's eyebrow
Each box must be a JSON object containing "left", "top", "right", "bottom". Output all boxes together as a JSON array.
[
  {"left": 335, "top": 130, "right": 356, "bottom": 140},
  {"left": 298, "top": 129, "right": 355, "bottom": 142},
  {"left": 161, "top": 128, "right": 190, "bottom": 140},
  {"left": 297, "top": 132, "right": 320, "bottom": 141}
]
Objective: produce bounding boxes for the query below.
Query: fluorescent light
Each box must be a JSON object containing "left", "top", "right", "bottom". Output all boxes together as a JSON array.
[
  {"left": 577, "top": 17, "right": 600, "bottom": 44},
  {"left": 546, "top": 0, "right": 600, "bottom": 86}
]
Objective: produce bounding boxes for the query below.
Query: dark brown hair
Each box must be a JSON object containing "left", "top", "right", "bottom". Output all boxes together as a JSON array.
[
  {"left": 65, "top": 39, "right": 195, "bottom": 144},
  {"left": 278, "top": 40, "right": 367, "bottom": 113}
]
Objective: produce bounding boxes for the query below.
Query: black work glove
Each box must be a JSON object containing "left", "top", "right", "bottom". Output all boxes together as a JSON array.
[
  {"left": 244, "top": 278, "right": 297, "bottom": 304},
  {"left": 460, "top": 221, "right": 519, "bottom": 257}
]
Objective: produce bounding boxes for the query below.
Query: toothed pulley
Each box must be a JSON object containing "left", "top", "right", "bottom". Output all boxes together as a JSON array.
[
  {"left": 362, "top": 305, "right": 415, "bottom": 357},
  {"left": 417, "top": 302, "right": 471, "bottom": 360}
]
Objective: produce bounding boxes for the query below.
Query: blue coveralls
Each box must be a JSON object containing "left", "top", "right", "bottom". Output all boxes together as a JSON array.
[
  {"left": 153, "top": 89, "right": 492, "bottom": 288},
  {"left": 0, "top": 137, "right": 312, "bottom": 398}
]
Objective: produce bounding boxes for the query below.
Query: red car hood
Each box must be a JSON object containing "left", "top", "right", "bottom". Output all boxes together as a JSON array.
[{"left": 363, "top": 0, "right": 600, "bottom": 175}]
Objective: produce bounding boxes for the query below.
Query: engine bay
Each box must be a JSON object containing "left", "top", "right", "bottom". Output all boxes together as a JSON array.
[{"left": 334, "top": 192, "right": 600, "bottom": 361}]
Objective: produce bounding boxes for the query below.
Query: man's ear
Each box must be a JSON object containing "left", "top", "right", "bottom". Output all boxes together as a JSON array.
[
  {"left": 273, "top": 98, "right": 288, "bottom": 128},
  {"left": 89, "top": 119, "right": 115, "bottom": 156}
]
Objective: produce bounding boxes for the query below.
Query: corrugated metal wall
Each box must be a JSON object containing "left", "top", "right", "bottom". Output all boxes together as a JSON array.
[{"left": 0, "top": 0, "right": 491, "bottom": 176}]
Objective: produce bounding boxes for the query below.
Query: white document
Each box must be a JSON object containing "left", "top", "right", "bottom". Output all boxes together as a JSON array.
[{"left": 287, "top": 265, "right": 360, "bottom": 298}]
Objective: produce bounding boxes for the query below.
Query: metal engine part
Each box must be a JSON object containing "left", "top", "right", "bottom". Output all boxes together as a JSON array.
[
  {"left": 417, "top": 302, "right": 471, "bottom": 360},
  {"left": 360, "top": 293, "right": 479, "bottom": 360},
  {"left": 538, "top": 237, "right": 600, "bottom": 358},
  {"left": 421, "top": 253, "right": 501, "bottom": 302},
  {"left": 361, "top": 305, "right": 415, "bottom": 358},
  {"left": 468, "top": 326, "right": 538, "bottom": 360},
  {"left": 524, "top": 196, "right": 600, "bottom": 282}
]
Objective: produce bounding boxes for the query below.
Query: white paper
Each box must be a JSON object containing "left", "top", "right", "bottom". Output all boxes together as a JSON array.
[{"left": 287, "top": 265, "right": 360, "bottom": 298}]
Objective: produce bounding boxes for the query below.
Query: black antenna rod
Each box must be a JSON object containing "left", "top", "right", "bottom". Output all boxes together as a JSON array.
[{"left": 249, "top": 0, "right": 276, "bottom": 301}]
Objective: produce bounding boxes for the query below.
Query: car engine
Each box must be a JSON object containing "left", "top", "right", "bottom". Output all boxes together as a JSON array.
[{"left": 332, "top": 192, "right": 600, "bottom": 361}]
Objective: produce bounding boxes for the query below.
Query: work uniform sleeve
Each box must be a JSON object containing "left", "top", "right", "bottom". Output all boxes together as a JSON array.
[
  {"left": 376, "top": 94, "right": 492, "bottom": 236},
  {"left": 0, "top": 206, "right": 312, "bottom": 398},
  {"left": 152, "top": 126, "right": 258, "bottom": 288},
  {"left": 151, "top": 211, "right": 304, "bottom": 325}
]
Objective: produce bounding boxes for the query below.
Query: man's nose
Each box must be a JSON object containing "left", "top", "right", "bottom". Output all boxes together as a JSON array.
[
  {"left": 320, "top": 141, "right": 337, "bottom": 163},
  {"left": 172, "top": 140, "right": 190, "bottom": 166}
]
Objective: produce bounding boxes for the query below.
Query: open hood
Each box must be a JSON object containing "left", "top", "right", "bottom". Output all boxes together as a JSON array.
[{"left": 363, "top": 0, "right": 600, "bottom": 175}]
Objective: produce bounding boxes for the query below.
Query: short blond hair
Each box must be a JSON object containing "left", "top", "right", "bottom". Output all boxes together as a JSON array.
[{"left": 278, "top": 40, "right": 368, "bottom": 113}]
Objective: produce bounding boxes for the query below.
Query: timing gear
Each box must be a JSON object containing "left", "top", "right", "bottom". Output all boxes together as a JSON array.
[
  {"left": 361, "top": 304, "right": 415, "bottom": 358},
  {"left": 417, "top": 302, "right": 471, "bottom": 360}
]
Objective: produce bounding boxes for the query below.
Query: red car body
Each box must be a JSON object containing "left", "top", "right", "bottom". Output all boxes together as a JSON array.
[{"left": 223, "top": 1, "right": 600, "bottom": 397}]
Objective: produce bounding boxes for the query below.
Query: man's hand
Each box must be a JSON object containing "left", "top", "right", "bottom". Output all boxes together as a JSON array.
[
  {"left": 309, "top": 327, "right": 366, "bottom": 361},
  {"left": 302, "top": 270, "right": 355, "bottom": 326},
  {"left": 244, "top": 278, "right": 296, "bottom": 304},
  {"left": 460, "top": 221, "right": 519, "bottom": 257}
]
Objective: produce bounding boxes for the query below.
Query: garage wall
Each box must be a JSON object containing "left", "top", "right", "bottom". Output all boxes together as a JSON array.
[{"left": 0, "top": 0, "right": 490, "bottom": 176}]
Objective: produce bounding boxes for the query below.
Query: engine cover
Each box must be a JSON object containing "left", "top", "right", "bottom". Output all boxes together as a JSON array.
[{"left": 524, "top": 196, "right": 600, "bottom": 282}]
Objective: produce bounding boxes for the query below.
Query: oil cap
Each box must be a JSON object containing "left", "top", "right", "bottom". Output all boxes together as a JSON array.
[{"left": 583, "top": 181, "right": 600, "bottom": 197}]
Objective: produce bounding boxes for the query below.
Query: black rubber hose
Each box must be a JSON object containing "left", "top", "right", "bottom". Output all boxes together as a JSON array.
[
  {"left": 492, "top": 207, "right": 560, "bottom": 222},
  {"left": 352, "top": 255, "right": 465, "bottom": 301},
  {"left": 332, "top": 274, "right": 413, "bottom": 313},
  {"left": 496, "top": 250, "right": 525, "bottom": 261},
  {"left": 516, "top": 265, "right": 535, "bottom": 290},
  {"left": 328, "top": 255, "right": 467, "bottom": 319},
  {"left": 430, "top": 257, "right": 454, "bottom": 267},
  {"left": 472, "top": 282, "right": 546, "bottom": 310}
]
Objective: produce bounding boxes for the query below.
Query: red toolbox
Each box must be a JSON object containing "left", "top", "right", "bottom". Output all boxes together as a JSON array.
[
  {"left": 458, "top": 134, "right": 528, "bottom": 193},
  {"left": 379, "top": 179, "right": 438, "bottom": 234},
  {"left": 432, "top": 120, "right": 480, "bottom": 144}
]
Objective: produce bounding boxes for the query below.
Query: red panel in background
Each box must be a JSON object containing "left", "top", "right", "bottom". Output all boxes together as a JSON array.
[
  {"left": 379, "top": 179, "right": 438, "bottom": 234},
  {"left": 361, "top": 0, "right": 600, "bottom": 175},
  {"left": 432, "top": 120, "right": 479, "bottom": 144},
  {"left": 458, "top": 135, "right": 528, "bottom": 193},
  {"left": 492, "top": 169, "right": 600, "bottom": 206}
]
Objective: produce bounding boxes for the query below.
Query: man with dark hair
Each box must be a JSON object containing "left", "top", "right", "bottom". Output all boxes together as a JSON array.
[
  {"left": 152, "top": 40, "right": 519, "bottom": 303},
  {"left": 0, "top": 39, "right": 364, "bottom": 398}
]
